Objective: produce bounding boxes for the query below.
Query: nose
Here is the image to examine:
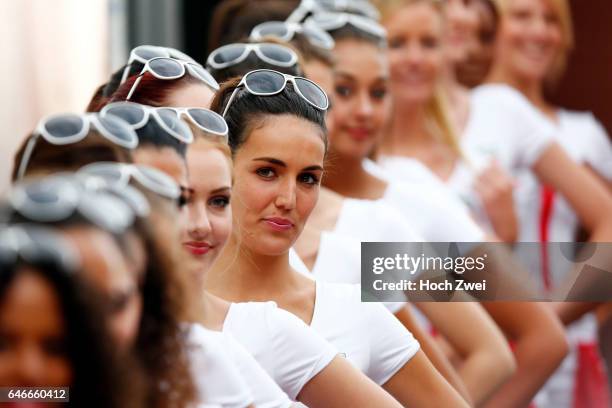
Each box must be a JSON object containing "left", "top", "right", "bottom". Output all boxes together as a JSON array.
[
  {"left": 405, "top": 42, "right": 426, "bottom": 66},
  {"left": 274, "top": 177, "right": 297, "bottom": 211},
  {"left": 16, "top": 346, "right": 46, "bottom": 385},
  {"left": 355, "top": 91, "right": 374, "bottom": 118},
  {"left": 187, "top": 201, "right": 212, "bottom": 239}
]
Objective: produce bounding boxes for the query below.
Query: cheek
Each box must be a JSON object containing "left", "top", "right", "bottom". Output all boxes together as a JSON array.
[
  {"left": 47, "top": 357, "right": 73, "bottom": 386},
  {"left": 211, "top": 211, "right": 233, "bottom": 245},
  {"left": 295, "top": 188, "right": 319, "bottom": 226},
  {"left": 233, "top": 178, "right": 271, "bottom": 220}
]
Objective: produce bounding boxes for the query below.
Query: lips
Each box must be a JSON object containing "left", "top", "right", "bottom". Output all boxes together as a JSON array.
[
  {"left": 346, "top": 127, "right": 372, "bottom": 141},
  {"left": 263, "top": 217, "right": 294, "bottom": 231},
  {"left": 183, "top": 241, "right": 212, "bottom": 256}
]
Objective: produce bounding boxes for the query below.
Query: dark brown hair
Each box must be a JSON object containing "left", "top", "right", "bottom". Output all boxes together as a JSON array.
[
  {"left": 210, "top": 76, "right": 328, "bottom": 155},
  {"left": 208, "top": 0, "right": 300, "bottom": 52}
]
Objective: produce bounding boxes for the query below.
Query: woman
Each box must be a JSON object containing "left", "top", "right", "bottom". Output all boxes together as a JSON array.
[
  {"left": 317, "top": 9, "right": 571, "bottom": 406},
  {"left": 369, "top": 0, "right": 518, "bottom": 241},
  {"left": 485, "top": 0, "right": 612, "bottom": 405},
  {"left": 2, "top": 174, "right": 198, "bottom": 408},
  {"left": 109, "top": 71, "right": 406, "bottom": 406},
  {"left": 0, "top": 225, "right": 144, "bottom": 408},
  {"left": 207, "top": 69, "right": 471, "bottom": 407},
  {"left": 108, "top": 73, "right": 401, "bottom": 408}
]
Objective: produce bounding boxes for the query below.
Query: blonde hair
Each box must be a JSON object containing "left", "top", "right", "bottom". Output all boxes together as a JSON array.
[
  {"left": 492, "top": 0, "right": 574, "bottom": 85},
  {"left": 372, "top": 0, "right": 464, "bottom": 159}
]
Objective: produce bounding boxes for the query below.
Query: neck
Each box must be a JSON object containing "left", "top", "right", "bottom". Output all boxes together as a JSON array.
[
  {"left": 204, "top": 234, "right": 298, "bottom": 302},
  {"left": 322, "top": 151, "right": 370, "bottom": 196},
  {"left": 487, "top": 64, "right": 549, "bottom": 112},
  {"left": 383, "top": 99, "right": 431, "bottom": 154}
]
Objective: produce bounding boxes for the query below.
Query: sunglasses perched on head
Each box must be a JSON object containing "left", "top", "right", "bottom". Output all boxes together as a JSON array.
[
  {"left": 306, "top": 12, "right": 387, "bottom": 38},
  {"left": 77, "top": 162, "right": 182, "bottom": 204},
  {"left": 287, "top": 0, "right": 381, "bottom": 23},
  {"left": 126, "top": 57, "right": 219, "bottom": 101},
  {"left": 222, "top": 69, "right": 329, "bottom": 117},
  {"left": 101, "top": 102, "right": 195, "bottom": 144},
  {"left": 0, "top": 225, "right": 79, "bottom": 272},
  {"left": 120, "top": 45, "right": 197, "bottom": 84},
  {"left": 207, "top": 43, "right": 299, "bottom": 71},
  {"left": 250, "top": 21, "right": 335, "bottom": 50},
  {"left": 5, "top": 175, "right": 135, "bottom": 234},
  {"left": 16, "top": 113, "right": 138, "bottom": 181}
]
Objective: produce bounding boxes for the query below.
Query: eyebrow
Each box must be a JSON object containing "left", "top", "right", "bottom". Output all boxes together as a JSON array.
[
  {"left": 253, "top": 158, "right": 323, "bottom": 172},
  {"left": 335, "top": 71, "right": 389, "bottom": 83},
  {"left": 211, "top": 186, "right": 231, "bottom": 194}
]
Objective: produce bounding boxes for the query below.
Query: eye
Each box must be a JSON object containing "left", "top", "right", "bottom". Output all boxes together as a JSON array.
[
  {"left": 209, "top": 195, "right": 230, "bottom": 208},
  {"left": 256, "top": 167, "right": 276, "bottom": 179},
  {"left": 42, "top": 337, "right": 68, "bottom": 357},
  {"left": 388, "top": 37, "right": 406, "bottom": 49},
  {"left": 178, "top": 186, "right": 194, "bottom": 208},
  {"left": 422, "top": 36, "right": 439, "bottom": 49},
  {"left": 371, "top": 87, "right": 387, "bottom": 100},
  {"left": 299, "top": 172, "right": 320, "bottom": 186},
  {"left": 335, "top": 84, "right": 353, "bottom": 98},
  {"left": 0, "top": 332, "right": 11, "bottom": 351}
]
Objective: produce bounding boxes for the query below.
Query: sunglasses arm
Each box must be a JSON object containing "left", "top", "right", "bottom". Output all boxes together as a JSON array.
[
  {"left": 222, "top": 87, "right": 241, "bottom": 118},
  {"left": 16, "top": 135, "right": 40, "bottom": 181},
  {"left": 126, "top": 74, "right": 145, "bottom": 101}
]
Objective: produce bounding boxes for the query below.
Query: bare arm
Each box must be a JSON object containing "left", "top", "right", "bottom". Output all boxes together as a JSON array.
[
  {"left": 415, "top": 302, "right": 516, "bottom": 406},
  {"left": 481, "top": 302, "right": 568, "bottom": 408},
  {"left": 394, "top": 305, "right": 473, "bottom": 405},
  {"left": 473, "top": 161, "right": 518, "bottom": 243},
  {"left": 298, "top": 356, "right": 402, "bottom": 408},
  {"left": 383, "top": 350, "right": 471, "bottom": 408},
  {"left": 534, "top": 143, "right": 612, "bottom": 242}
]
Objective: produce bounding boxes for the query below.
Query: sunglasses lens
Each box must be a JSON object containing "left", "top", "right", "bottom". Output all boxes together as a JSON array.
[
  {"left": 255, "top": 22, "right": 291, "bottom": 39},
  {"left": 187, "top": 109, "right": 228, "bottom": 135},
  {"left": 302, "top": 25, "right": 335, "bottom": 49},
  {"left": 167, "top": 48, "right": 196, "bottom": 63},
  {"left": 134, "top": 46, "right": 167, "bottom": 61},
  {"left": 137, "top": 166, "right": 180, "bottom": 199},
  {"left": 156, "top": 109, "right": 194, "bottom": 143},
  {"left": 211, "top": 44, "right": 245, "bottom": 65},
  {"left": 97, "top": 114, "right": 138, "bottom": 145},
  {"left": 259, "top": 44, "right": 295, "bottom": 65},
  {"left": 187, "top": 64, "right": 219, "bottom": 90},
  {"left": 104, "top": 104, "right": 145, "bottom": 127},
  {"left": 246, "top": 70, "right": 286, "bottom": 94},
  {"left": 16, "top": 177, "right": 78, "bottom": 222},
  {"left": 295, "top": 78, "right": 329, "bottom": 109},
  {"left": 79, "top": 192, "right": 134, "bottom": 233},
  {"left": 79, "top": 163, "right": 124, "bottom": 186},
  {"left": 44, "top": 115, "right": 85, "bottom": 139},
  {"left": 149, "top": 58, "right": 184, "bottom": 78}
]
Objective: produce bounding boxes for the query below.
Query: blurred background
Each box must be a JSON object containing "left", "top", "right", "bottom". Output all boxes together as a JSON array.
[{"left": 1, "top": 0, "right": 611, "bottom": 194}]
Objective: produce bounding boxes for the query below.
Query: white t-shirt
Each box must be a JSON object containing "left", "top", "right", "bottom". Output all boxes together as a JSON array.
[
  {"left": 188, "top": 324, "right": 293, "bottom": 408},
  {"left": 334, "top": 198, "right": 423, "bottom": 242},
  {"left": 310, "top": 280, "right": 421, "bottom": 385},
  {"left": 382, "top": 180, "right": 486, "bottom": 243},
  {"left": 464, "top": 84, "right": 556, "bottom": 174},
  {"left": 514, "top": 109, "right": 612, "bottom": 282},
  {"left": 370, "top": 155, "right": 496, "bottom": 233},
  {"left": 222, "top": 301, "right": 337, "bottom": 401},
  {"left": 186, "top": 324, "right": 254, "bottom": 408}
]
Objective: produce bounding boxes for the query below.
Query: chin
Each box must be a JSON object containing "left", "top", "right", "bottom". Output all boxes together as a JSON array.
[{"left": 249, "top": 235, "right": 295, "bottom": 257}]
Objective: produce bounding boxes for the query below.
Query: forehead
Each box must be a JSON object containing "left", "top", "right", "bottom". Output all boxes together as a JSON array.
[
  {"left": 133, "top": 146, "right": 188, "bottom": 186},
  {"left": 237, "top": 115, "right": 325, "bottom": 165},
  {"left": 385, "top": 3, "right": 443, "bottom": 34},
  {"left": 333, "top": 40, "right": 389, "bottom": 79},
  {"left": 165, "top": 83, "right": 216, "bottom": 109},
  {"left": 187, "top": 142, "right": 232, "bottom": 187}
]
